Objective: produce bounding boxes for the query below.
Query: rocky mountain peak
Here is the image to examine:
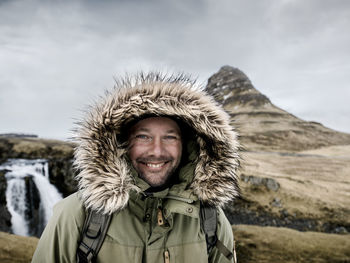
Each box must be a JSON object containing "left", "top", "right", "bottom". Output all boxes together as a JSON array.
[
  {"left": 205, "top": 65, "right": 350, "bottom": 152},
  {"left": 206, "top": 65, "right": 271, "bottom": 108}
]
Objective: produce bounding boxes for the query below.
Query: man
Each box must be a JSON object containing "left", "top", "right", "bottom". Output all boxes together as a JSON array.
[{"left": 32, "top": 73, "right": 240, "bottom": 262}]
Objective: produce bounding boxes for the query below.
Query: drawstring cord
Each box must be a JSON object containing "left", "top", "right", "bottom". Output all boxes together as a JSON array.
[{"left": 157, "top": 198, "right": 170, "bottom": 263}]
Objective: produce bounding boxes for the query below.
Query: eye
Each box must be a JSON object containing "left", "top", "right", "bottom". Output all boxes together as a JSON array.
[
  {"left": 135, "top": 134, "right": 150, "bottom": 140},
  {"left": 133, "top": 134, "right": 153, "bottom": 143},
  {"left": 163, "top": 135, "right": 179, "bottom": 142}
]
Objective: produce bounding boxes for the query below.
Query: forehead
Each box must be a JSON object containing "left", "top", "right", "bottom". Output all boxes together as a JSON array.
[{"left": 130, "top": 117, "right": 181, "bottom": 134}]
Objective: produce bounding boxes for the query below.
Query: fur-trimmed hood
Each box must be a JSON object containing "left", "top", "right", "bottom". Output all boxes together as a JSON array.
[{"left": 74, "top": 73, "right": 240, "bottom": 214}]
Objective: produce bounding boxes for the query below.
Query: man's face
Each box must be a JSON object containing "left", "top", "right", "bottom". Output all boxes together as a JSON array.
[{"left": 127, "top": 117, "right": 183, "bottom": 188}]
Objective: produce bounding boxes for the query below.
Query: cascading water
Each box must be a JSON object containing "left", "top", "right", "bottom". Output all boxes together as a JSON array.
[
  {"left": 6, "top": 176, "right": 28, "bottom": 236},
  {"left": 0, "top": 159, "right": 63, "bottom": 236}
]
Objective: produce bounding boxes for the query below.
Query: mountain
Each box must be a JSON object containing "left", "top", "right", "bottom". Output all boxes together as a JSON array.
[
  {"left": 206, "top": 66, "right": 350, "bottom": 262},
  {"left": 206, "top": 66, "right": 350, "bottom": 152}
]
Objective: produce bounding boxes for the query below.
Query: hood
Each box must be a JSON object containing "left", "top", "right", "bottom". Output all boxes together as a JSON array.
[{"left": 74, "top": 73, "right": 240, "bottom": 214}]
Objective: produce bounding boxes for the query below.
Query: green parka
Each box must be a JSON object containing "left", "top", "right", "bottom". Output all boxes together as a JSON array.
[{"left": 32, "top": 73, "right": 240, "bottom": 263}]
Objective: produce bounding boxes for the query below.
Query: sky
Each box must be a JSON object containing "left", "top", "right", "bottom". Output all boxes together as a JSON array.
[{"left": 0, "top": 0, "right": 349, "bottom": 140}]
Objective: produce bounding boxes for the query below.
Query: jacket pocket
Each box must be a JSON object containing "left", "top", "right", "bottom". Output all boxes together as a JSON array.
[
  {"left": 168, "top": 241, "right": 209, "bottom": 263},
  {"left": 97, "top": 240, "right": 143, "bottom": 263}
]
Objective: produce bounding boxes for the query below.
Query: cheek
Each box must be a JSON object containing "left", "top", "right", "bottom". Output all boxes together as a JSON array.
[
  {"left": 128, "top": 144, "right": 142, "bottom": 161},
  {"left": 173, "top": 143, "right": 183, "bottom": 159}
]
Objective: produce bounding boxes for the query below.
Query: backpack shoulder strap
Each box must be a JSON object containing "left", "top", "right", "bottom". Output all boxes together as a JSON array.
[
  {"left": 200, "top": 202, "right": 236, "bottom": 262},
  {"left": 200, "top": 202, "right": 218, "bottom": 253},
  {"left": 77, "top": 209, "right": 112, "bottom": 263}
]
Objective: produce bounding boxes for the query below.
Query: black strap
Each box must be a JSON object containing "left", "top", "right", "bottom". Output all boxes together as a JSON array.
[
  {"left": 200, "top": 202, "right": 235, "bottom": 261},
  {"left": 200, "top": 202, "right": 218, "bottom": 254},
  {"left": 216, "top": 239, "right": 234, "bottom": 260},
  {"left": 77, "top": 210, "right": 112, "bottom": 263}
]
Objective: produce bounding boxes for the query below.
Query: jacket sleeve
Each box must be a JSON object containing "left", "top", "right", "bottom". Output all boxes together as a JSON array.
[
  {"left": 208, "top": 207, "right": 236, "bottom": 263},
  {"left": 31, "top": 193, "right": 85, "bottom": 263}
]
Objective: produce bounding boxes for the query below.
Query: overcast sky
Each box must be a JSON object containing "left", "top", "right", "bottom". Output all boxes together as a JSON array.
[{"left": 1, "top": 0, "right": 349, "bottom": 140}]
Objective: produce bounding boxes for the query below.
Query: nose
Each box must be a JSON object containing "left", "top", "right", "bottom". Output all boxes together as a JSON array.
[{"left": 149, "top": 137, "right": 163, "bottom": 157}]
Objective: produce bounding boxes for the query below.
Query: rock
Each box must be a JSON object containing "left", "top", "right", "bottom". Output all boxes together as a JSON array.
[
  {"left": 0, "top": 171, "right": 11, "bottom": 233},
  {"left": 48, "top": 158, "right": 77, "bottom": 197},
  {"left": 334, "top": 227, "right": 348, "bottom": 234},
  {"left": 25, "top": 176, "right": 43, "bottom": 237},
  {"left": 241, "top": 174, "right": 280, "bottom": 192},
  {"left": 271, "top": 198, "right": 282, "bottom": 208},
  {"left": 266, "top": 178, "right": 279, "bottom": 191},
  {"left": 249, "top": 176, "right": 264, "bottom": 186},
  {"left": 280, "top": 209, "right": 289, "bottom": 218}
]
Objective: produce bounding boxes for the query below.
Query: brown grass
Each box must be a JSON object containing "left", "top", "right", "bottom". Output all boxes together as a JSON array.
[
  {"left": 233, "top": 224, "right": 350, "bottom": 263},
  {"left": 0, "top": 232, "right": 38, "bottom": 263},
  {"left": 239, "top": 145, "right": 350, "bottom": 225}
]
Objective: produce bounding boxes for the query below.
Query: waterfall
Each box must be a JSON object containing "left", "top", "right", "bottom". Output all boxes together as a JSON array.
[
  {"left": 5, "top": 176, "right": 28, "bottom": 236},
  {"left": 0, "top": 159, "right": 63, "bottom": 236}
]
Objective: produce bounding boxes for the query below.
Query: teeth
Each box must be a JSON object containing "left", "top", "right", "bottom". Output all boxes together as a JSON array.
[{"left": 146, "top": 163, "right": 164, "bottom": 168}]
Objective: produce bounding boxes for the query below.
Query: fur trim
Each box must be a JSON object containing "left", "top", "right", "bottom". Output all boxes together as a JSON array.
[{"left": 74, "top": 72, "right": 240, "bottom": 214}]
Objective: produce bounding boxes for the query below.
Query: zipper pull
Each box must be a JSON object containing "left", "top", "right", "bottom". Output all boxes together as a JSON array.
[
  {"left": 157, "top": 208, "right": 164, "bottom": 226},
  {"left": 164, "top": 249, "right": 170, "bottom": 263}
]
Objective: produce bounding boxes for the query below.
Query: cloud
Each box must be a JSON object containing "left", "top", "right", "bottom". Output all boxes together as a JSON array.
[{"left": 0, "top": 0, "right": 349, "bottom": 138}]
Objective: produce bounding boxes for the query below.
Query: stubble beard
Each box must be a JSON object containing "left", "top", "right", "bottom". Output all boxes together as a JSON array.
[{"left": 136, "top": 157, "right": 180, "bottom": 188}]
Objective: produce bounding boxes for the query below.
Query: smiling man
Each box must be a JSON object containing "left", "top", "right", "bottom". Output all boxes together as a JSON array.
[{"left": 32, "top": 73, "right": 240, "bottom": 263}]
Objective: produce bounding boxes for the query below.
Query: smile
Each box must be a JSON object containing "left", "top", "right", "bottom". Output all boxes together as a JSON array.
[
  {"left": 146, "top": 162, "right": 165, "bottom": 168},
  {"left": 138, "top": 160, "right": 171, "bottom": 169}
]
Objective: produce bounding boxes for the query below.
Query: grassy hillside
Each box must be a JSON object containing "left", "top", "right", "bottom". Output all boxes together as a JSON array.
[
  {"left": 230, "top": 145, "right": 350, "bottom": 232},
  {"left": 233, "top": 224, "right": 350, "bottom": 263}
]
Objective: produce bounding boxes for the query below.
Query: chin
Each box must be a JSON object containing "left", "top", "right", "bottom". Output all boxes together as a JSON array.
[
  {"left": 147, "top": 179, "right": 167, "bottom": 188},
  {"left": 143, "top": 175, "right": 169, "bottom": 188}
]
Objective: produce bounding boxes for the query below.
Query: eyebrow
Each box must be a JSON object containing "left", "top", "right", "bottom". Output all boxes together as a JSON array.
[
  {"left": 134, "top": 128, "right": 150, "bottom": 132},
  {"left": 165, "top": 129, "right": 180, "bottom": 134},
  {"left": 133, "top": 128, "right": 181, "bottom": 134}
]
